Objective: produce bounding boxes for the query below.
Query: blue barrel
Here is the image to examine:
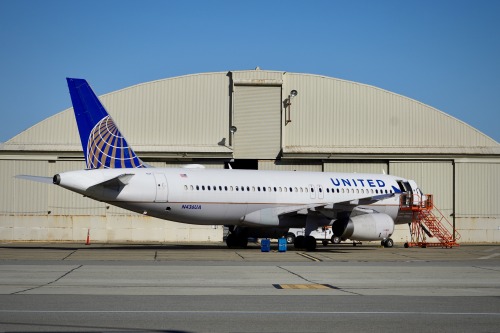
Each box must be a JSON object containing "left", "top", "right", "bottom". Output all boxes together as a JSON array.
[
  {"left": 261, "top": 239, "right": 271, "bottom": 252},
  {"left": 278, "top": 237, "right": 287, "bottom": 252}
]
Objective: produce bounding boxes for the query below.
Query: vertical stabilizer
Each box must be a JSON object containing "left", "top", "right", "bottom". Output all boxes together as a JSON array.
[{"left": 66, "top": 78, "right": 145, "bottom": 169}]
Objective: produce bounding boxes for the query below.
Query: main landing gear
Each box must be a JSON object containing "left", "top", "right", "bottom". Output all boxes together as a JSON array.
[
  {"left": 225, "top": 226, "right": 249, "bottom": 248},
  {"left": 293, "top": 235, "right": 317, "bottom": 251},
  {"left": 225, "top": 233, "right": 248, "bottom": 248}
]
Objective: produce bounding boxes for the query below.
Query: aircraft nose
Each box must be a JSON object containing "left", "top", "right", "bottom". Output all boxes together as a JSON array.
[{"left": 53, "top": 174, "right": 61, "bottom": 185}]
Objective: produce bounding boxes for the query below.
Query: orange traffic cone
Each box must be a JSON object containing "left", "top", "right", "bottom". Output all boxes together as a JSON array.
[{"left": 85, "top": 229, "right": 90, "bottom": 245}]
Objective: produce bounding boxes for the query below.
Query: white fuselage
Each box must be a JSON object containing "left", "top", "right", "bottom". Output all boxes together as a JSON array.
[{"left": 55, "top": 168, "right": 410, "bottom": 227}]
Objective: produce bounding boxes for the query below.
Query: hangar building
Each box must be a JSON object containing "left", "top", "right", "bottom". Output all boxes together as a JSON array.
[{"left": 1, "top": 69, "right": 499, "bottom": 243}]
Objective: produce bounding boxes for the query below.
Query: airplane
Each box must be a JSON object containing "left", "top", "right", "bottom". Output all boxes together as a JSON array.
[{"left": 18, "top": 78, "right": 425, "bottom": 251}]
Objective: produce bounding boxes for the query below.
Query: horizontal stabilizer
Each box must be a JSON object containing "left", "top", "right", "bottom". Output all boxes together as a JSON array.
[
  {"left": 15, "top": 175, "right": 54, "bottom": 184},
  {"left": 91, "top": 173, "right": 135, "bottom": 189}
]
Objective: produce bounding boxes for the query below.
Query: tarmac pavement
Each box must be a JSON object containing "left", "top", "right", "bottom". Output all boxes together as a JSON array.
[{"left": 1, "top": 242, "right": 499, "bottom": 332}]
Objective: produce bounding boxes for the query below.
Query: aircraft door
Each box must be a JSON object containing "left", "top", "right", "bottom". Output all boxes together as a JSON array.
[
  {"left": 154, "top": 173, "right": 168, "bottom": 202},
  {"left": 408, "top": 179, "right": 425, "bottom": 206},
  {"left": 397, "top": 180, "right": 412, "bottom": 206}
]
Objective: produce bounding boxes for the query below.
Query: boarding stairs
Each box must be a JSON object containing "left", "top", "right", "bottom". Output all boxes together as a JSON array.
[{"left": 400, "top": 193, "right": 460, "bottom": 248}]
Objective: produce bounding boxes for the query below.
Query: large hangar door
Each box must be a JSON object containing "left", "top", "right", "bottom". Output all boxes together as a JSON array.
[
  {"left": 233, "top": 86, "right": 281, "bottom": 159},
  {"left": 390, "top": 161, "right": 454, "bottom": 218}
]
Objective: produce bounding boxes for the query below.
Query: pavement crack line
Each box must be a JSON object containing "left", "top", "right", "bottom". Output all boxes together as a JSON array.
[
  {"left": 11, "top": 264, "right": 83, "bottom": 295},
  {"left": 472, "top": 265, "right": 500, "bottom": 272},
  {"left": 277, "top": 266, "right": 313, "bottom": 283},
  {"left": 277, "top": 266, "right": 361, "bottom": 295},
  {"left": 61, "top": 250, "right": 77, "bottom": 260}
]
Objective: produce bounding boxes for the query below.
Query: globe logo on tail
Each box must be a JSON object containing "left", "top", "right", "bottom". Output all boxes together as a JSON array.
[{"left": 86, "top": 116, "right": 144, "bottom": 169}]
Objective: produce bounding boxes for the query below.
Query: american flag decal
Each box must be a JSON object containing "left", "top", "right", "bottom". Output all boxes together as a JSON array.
[{"left": 180, "top": 173, "right": 188, "bottom": 178}]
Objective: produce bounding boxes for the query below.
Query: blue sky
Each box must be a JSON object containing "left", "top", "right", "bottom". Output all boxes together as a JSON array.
[{"left": 1, "top": 0, "right": 499, "bottom": 143}]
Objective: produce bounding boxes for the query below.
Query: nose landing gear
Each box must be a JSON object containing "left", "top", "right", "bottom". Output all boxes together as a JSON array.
[{"left": 381, "top": 238, "right": 394, "bottom": 248}]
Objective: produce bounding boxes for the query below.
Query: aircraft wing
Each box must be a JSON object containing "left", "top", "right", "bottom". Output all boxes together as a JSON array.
[
  {"left": 242, "top": 203, "right": 326, "bottom": 226},
  {"left": 278, "top": 192, "right": 396, "bottom": 220},
  {"left": 274, "top": 203, "right": 328, "bottom": 216},
  {"left": 243, "top": 192, "right": 395, "bottom": 226},
  {"left": 321, "top": 193, "right": 394, "bottom": 210}
]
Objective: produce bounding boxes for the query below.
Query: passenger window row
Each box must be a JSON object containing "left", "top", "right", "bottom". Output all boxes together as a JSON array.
[
  {"left": 326, "top": 188, "right": 391, "bottom": 194},
  {"left": 183, "top": 184, "right": 392, "bottom": 195}
]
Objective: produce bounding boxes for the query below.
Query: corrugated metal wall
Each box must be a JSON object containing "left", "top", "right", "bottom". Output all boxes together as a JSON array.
[
  {"left": 4, "top": 111, "right": 81, "bottom": 151},
  {"left": 233, "top": 86, "right": 281, "bottom": 159},
  {"left": 455, "top": 162, "right": 500, "bottom": 217},
  {"left": 6, "top": 73, "right": 231, "bottom": 154},
  {"left": 389, "top": 161, "right": 454, "bottom": 217},
  {"left": 0, "top": 160, "right": 49, "bottom": 215},
  {"left": 1, "top": 160, "right": 126, "bottom": 217},
  {"left": 282, "top": 73, "right": 498, "bottom": 153},
  {"left": 231, "top": 70, "right": 283, "bottom": 83},
  {"left": 6, "top": 71, "right": 498, "bottom": 156},
  {"left": 150, "top": 162, "right": 224, "bottom": 169},
  {"left": 102, "top": 73, "right": 230, "bottom": 150},
  {"left": 258, "top": 160, "right": 322, "bottom": 172},
  {"left": 324, "top": 162, "right": 388, "bottom": 174}
]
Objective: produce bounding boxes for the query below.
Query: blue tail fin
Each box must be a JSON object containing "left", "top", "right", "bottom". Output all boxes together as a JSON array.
[{"left": 66, "top": 78, "right": 145, "bottom": 169}]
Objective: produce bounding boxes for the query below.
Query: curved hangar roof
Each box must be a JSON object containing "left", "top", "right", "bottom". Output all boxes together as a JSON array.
[{"left": 4, "top": 70, "right": 500, "bottom": 157}]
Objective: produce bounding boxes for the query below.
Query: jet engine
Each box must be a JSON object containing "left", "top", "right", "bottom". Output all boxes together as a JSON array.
[{"left": 331, "top": 213, "right": 394, "bottom": 241}]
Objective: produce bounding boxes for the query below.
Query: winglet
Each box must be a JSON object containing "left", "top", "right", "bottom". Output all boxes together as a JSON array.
[{"left": 66, "top": 78, "right": 145, "bottom": 169}]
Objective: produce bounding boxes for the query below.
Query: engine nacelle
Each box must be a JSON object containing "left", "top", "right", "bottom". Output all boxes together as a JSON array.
[{"left": 331, "top": 213, "right": 394, "bottom": 241}]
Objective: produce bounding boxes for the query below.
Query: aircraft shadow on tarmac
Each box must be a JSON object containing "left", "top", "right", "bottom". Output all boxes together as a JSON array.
[{"left": 0, "top": 242, "right": 379, "bottom": 256}]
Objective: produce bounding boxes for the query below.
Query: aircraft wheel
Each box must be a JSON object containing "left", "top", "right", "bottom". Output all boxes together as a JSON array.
[
  {"left": 322, "top": 240, "right": 328, "bottom": 246},
  {"left": 383, "top": 238, "right": 394, "bottom": 248},
  {"left": 237, "top": 236, "right": 248, "bottom": 248},
  {"left": 294, "top": 235, "right": 305, "bottom": 249},
  {"left": 286, "top": 233, "right": 296, "bottom": 244},
  {"left": 331, "top": 235, "right": 341, "bottom": 244},
  {"left": 226, "top": 234, "right": 237, "bottom": 248},
  {"left": 305, "top": 236, "right": 317, "bottom": 251}
]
